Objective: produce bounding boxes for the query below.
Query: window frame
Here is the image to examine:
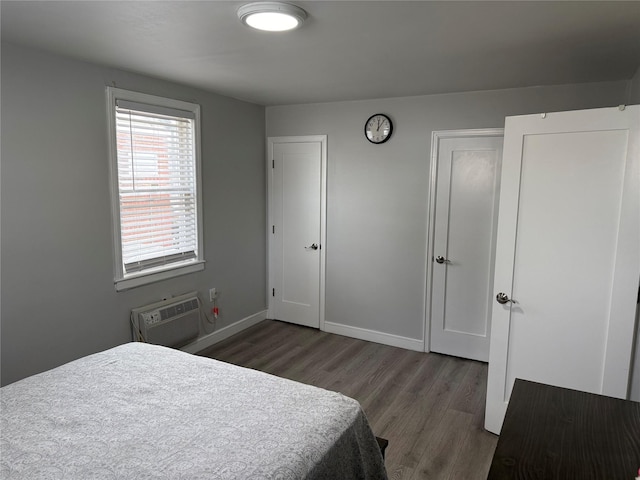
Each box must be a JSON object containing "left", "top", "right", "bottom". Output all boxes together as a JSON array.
[{"left": 106, "top": 87, "right": 204, "bottom": 291}]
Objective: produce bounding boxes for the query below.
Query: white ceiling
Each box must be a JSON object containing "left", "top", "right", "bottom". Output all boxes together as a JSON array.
[{"left": 2, "top": 1, "right": 640, "bottom": 106}]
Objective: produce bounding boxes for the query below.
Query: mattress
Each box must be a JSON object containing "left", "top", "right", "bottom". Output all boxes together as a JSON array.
[{"left": 1, "top": 342, "right": 387, "bottom": 479}]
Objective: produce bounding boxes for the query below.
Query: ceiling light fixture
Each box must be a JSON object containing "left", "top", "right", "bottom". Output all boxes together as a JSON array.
[{"left": 237, "top": 2, "right": 308, "bottom": 32}]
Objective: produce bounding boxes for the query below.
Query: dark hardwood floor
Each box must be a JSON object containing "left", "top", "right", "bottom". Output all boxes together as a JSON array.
[{"left": 198, "top": 320, "right": 498, "bottom": 480}]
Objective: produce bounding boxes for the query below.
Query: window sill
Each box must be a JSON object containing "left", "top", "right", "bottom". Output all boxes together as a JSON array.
[{"left": 115, "top": 261, "right": 205, "bottom": 292}]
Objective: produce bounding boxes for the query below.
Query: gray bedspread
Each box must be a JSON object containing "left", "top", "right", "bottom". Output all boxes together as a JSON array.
[{"left": 1, "top": 342, "right": 387, "bottom": 479}]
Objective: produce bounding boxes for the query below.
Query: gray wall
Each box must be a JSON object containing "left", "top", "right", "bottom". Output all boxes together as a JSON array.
[
  {"left": 1, "top": 43, "right": 266, "bottom": 386},
  {"left": 266, "top": 82, "right": 629, "bottom": 343},
  {"left": 630, "top": 66, "right": 640, "bottom": 104},
  {"left": 2, "top": 40, "right": 637, "bottom": 393}
]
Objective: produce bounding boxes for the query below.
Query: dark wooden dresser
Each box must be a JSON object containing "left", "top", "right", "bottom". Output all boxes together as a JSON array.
[{"left": 488, "top": 379, "right": 640, "bottom": 479}]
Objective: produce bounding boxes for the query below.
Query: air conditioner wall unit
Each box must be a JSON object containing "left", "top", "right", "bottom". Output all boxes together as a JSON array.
[{"left": 131, "top": 292, "right": 200, "bottom": 349}]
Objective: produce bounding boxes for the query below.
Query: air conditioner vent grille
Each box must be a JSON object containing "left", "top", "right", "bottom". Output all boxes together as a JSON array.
[{"left": 160, "top": 299, "right": 198, "bottom": 321}]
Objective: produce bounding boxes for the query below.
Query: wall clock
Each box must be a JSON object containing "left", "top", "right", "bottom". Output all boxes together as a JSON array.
[{"left": 364, "top": 113, "right": 393, "bottom": 144}]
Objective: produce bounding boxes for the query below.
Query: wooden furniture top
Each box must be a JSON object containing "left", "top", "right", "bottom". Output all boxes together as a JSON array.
[{"left": 488, "top": 378, "right": 640, "bottom": 479}]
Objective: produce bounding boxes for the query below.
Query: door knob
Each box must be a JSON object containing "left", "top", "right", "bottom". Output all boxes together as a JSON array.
[
  {"left": 435, "top": 256, "right": 449, "bottom": 264},
  {"left": 305, "top": 243, "right": 319, "bottom": 250},
  {"left": 496, "top": 292, "right": 513, "bottom": 304}
]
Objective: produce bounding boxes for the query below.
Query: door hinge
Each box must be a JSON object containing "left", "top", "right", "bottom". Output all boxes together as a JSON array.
[
  {"left": 272, "top": 159, "right": 275, "bottom": 168},
  {"left": 272, "top": 225, "right": 275, "bottom": 234},
  {"left": 272, "top": 288, "right": 275, "bottom": 297}
]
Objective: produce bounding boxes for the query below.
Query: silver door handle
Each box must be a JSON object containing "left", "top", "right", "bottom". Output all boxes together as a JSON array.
[
  {"left": 435, "top": 255, "right": 450, "bottom": 264},
  {"left": 496, "top": 292, "right": 515, "bottom": 304},
  {"left": 305, "top": 243, "right": 319, "bottom": 250}
]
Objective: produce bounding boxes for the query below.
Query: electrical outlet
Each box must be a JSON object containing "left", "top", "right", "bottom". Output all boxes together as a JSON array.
[{"left": 209, "top": 288, "right": 217, "bottom": 302}]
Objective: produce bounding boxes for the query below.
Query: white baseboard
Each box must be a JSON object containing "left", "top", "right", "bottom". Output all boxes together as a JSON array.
[
  {"left": 323, "top": 321, "right": 423, "bottom": 352},
  {"left": 182, "top": 309, "right": 268, "bottom": 354}
]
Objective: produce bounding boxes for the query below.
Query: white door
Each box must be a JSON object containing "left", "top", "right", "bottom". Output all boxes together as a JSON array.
[
  {"left": 485, "top": 106, "right": 640, "bottom": 434},
  {"left": 428, "top": 130, "right": 503, "bottom": 362},
  {"left": 268, "top": 136, "right": 327, "bottom": 329}
]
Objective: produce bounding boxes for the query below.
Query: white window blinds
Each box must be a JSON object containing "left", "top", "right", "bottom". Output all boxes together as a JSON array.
[{"left": 115, "top": 100, "right": 199, "bottom": 275}]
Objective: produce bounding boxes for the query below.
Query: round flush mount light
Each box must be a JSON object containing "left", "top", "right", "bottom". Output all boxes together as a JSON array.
[{"left": 237, "top": 2, "right": 308, "bottom": 32}]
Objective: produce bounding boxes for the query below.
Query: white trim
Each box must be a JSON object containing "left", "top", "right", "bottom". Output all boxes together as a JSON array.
[
  {"left": 106, "top": 87, "right": 123, "bottom": 285},
  {"left": 324, "top": 321, "right": 423, "bottom": 352},
  {"left": 266, "top": 135, "right": 327, "bottom": 330},
  {"left": 115, "top": 261, "right": 205, "bottom": 292},
  {"left": 319, "top": 136, "right": 327, "bottom": 332},
  {"left": 105, "top": 86, "right": 204, "bottom": 291},
  {"left": 181, "top": 310, "right": 268, "bottom": 354},
  {"left": 424, "top": 128, "right": 504, "bottom": 353}
]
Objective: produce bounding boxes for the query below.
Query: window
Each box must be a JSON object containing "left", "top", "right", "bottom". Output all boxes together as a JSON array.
[{"left": 106, "top": 87, "right": 204, "bottom": 291}]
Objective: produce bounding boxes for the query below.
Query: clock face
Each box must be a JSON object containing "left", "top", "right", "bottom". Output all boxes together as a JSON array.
[{"left": 365, "top": 114, "right": 393, "bottom": 144}]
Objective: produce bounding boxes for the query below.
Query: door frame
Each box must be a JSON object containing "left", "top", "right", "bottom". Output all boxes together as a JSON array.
[
  {"left": 424, "top": 128, "right": 504, "bottom": 352},
  {"left": 266, "top": 135, "right": 328, "bottom": 330}
]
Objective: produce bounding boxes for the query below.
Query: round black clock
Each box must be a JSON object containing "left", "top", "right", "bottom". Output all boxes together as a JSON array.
[{"left": 365, "top": 113, "right": 393, "bottom": 144}]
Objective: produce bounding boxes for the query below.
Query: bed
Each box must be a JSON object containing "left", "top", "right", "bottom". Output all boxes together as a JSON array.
[{"left": 1, "top": 342, "right": 388, "bottom": 479}]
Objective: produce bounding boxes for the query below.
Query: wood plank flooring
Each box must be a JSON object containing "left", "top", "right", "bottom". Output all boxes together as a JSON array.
[{"left": 198, "top": 320, "right": 498, "bottom": 480}]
